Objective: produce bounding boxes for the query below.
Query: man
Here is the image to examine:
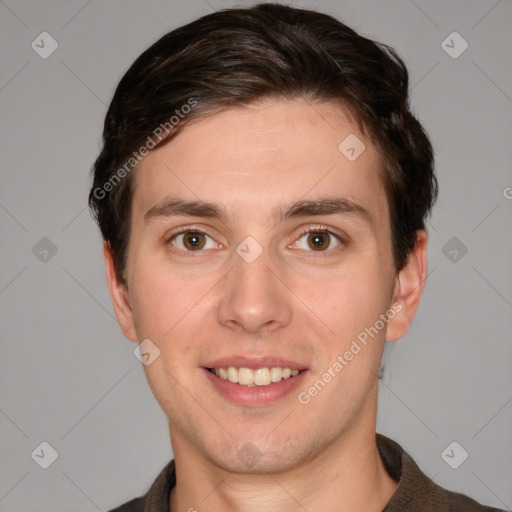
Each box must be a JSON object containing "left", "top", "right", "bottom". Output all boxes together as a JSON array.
[{"left": 88, "top": 3, "right": 506, "bottom": 511}]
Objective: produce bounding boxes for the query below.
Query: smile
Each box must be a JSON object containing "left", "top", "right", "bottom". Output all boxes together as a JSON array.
[{"left": 208, "top": 366, "right": 303, "bottom": 387}]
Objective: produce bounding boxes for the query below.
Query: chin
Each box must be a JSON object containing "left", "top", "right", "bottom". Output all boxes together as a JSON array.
[{"left": 202, "top": 433, "right": 323, "bottom": 476}]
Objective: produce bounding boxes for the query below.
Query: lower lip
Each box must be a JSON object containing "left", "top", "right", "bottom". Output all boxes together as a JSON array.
[{"left": 202, "top": 368, "right": 308, "bottom": 406}]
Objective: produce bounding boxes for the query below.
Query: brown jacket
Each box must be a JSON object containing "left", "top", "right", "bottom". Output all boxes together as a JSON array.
[{"left": 109, "top": 433, "right": 508, "bottom": 511}]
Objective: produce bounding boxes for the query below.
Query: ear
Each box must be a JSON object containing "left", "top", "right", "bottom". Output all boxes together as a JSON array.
[
  {"left": 103, "top": 241, "right": 138, "bottom": 342},
  {"left": 386, "top": 230, "right": 428, "bottom": 342}
]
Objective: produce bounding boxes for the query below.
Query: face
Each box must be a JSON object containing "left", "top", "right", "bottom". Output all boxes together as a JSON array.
[{"left": 106, "top": 98, "right": 426, "bottom": 474}]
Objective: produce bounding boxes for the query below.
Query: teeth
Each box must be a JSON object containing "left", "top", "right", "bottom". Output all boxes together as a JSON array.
[
  {"left": 210, "top": 366, "right": 302, "bottom": 386},
  {"left": 238, "top": 368, "right": 254, "bottom": 385},
  {"left": 270, "top": 367, "right": 282, "bottom": 382},
  {"left": 254, "top": 368, "right": 271, "bottom": 386},
  {"left": 227, "top": 366, "right": 238, "bottom": 383}
]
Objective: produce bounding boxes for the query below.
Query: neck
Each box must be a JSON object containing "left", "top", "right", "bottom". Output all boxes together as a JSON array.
[{"left": 168, "top": 400, "right": 398, "bottom": 512}]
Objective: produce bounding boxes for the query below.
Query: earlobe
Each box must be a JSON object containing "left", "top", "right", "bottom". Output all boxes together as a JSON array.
[
  {"left": 103, "top": 241, "right": 138, "bottom": 342},
  {"left": 386, "top": 230, "right": 428, "bottom": 342}
]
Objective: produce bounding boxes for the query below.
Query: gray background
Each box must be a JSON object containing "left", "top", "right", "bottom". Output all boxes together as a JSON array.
[{"left": 1, "top": 0, "right": 511, "bottom": 510}]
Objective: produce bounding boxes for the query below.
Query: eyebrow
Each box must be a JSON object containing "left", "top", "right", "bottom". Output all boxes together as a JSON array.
[{"left": 144, "top": 196, "right": 374, "bottom": 227}]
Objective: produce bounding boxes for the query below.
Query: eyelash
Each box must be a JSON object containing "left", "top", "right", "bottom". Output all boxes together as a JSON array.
[{"left": 165, "top": 224, "right": 346, "bottom": 256}]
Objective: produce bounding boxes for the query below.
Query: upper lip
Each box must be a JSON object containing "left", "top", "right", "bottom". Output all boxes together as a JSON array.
[{"left": 203, "top": 356, "right": 308, "bottom": 371}]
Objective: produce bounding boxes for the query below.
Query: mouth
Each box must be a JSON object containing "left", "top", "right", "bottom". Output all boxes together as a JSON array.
[
  {"left": 207, "top": 366, "right": 304, "bottom": 387},
  {"left": 202, "top": 359, "right": 308, "bottom": 406}
]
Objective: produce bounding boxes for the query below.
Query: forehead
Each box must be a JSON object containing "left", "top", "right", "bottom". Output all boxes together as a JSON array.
[{"left": 131, "top": 98, "right": 389, "bottom": 229}]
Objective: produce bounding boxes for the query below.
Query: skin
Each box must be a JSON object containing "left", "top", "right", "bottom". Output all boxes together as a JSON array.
[{"left": 104, "top": 98, "right": 428, "bottom": 512}]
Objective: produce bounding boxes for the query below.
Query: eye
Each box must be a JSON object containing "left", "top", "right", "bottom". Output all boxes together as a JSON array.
[
  {"left": 168, "top": 229, "right": 218, "bottom": 251},
  {"left": 291, "top": 228, "right": 343, "bottom": 252}
]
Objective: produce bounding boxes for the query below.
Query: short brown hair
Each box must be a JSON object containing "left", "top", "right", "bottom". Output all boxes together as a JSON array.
[{"left": 88, "top": 3, "right": 437, "bottom": 284}]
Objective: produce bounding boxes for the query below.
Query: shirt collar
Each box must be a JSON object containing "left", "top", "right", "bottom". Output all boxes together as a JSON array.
[{"left": 377, "top": 433, "right": 449, "bottom": 511}]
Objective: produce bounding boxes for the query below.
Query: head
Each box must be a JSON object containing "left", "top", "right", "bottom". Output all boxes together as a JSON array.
[{"left": 89, "top": 3, "right": 437, "bottom": 473}]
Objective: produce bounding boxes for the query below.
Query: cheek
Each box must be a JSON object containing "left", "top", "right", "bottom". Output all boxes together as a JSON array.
[
  {"left": 129, "top": 263, "right": 214, "bottom": 355},
  {"left": 128, "top": 267, "right": 180, "bottom": 340},
  {"left": 299, "top": 261, "right": 391, "bottom": 336}
]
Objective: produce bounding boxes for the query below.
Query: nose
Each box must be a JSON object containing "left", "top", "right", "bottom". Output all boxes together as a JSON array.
[{"left": 216, "top": 243, "right": 293, "bottom": 334}]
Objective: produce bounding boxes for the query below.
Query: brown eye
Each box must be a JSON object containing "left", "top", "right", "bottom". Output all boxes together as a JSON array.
[
  {"left": 293, "top": 229, "right": 342, "bottom": 252},
  {"left": 183, "top": 232, "right": 206, "bottom": 250},
  {"left": 170, "top": 231, "right": 215, "bottom": 251},
  {"left": 308, "top": 232, "right": 331, "bottom": 250}
]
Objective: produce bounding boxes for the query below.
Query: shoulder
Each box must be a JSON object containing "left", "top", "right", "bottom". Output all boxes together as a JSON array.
[
  {"left": 444, "top": 487, "right": 508, "bottom": 512},
  {"left": 376, "top": 433, "right": 508, "bottom": 512}
]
